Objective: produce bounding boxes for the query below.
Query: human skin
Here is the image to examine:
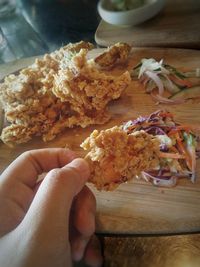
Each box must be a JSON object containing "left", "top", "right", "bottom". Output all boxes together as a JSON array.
[{"left": 0, "top": 148, "right": 102, "bottom": 267}]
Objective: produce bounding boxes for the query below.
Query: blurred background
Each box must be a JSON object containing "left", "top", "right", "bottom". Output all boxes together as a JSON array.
[
  {"left": 1, "top": 0, "right": 199, "bottom": 64},
  {"left": 0, "top": 0, "right": 100, "bottom": 63}
]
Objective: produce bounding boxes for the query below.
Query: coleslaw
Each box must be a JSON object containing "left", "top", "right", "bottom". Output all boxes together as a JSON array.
[
  {"left": 123, "top": 110, "right": 200, "bottom": 186},
  {"left": 131, "top": 58, "right": 200, "bottom": 104}
]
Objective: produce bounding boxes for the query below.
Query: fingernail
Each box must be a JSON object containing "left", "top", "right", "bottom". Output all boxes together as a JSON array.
[{"left": 72, "top": 238, "right": 88, "bottom": 261}]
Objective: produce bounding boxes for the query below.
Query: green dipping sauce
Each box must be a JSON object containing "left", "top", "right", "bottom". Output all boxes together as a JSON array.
[{"left": 111, "top": 0, "right": 145, "bottom": 11}]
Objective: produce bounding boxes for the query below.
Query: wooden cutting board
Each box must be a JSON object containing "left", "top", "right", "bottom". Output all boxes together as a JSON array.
[
  {"left": 95, "top": 0, "right": 200, "bottom": 49},
  {"left": 0, "top": 47, "right": 200, "bottom": 235}
]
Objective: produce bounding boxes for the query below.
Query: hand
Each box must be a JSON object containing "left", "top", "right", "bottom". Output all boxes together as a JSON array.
[{"left": 0, "top": 148, "right": 102, "bottom": 267}]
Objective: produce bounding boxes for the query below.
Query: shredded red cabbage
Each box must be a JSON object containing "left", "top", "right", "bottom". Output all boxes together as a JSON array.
[{"left": 123, "top": 110, "right": 199, "bottom": 187}]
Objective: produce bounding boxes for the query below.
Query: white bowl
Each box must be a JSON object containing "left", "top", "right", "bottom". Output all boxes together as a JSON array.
[{"left": 98, "top": 0, "right": 166, "bottom": 26}]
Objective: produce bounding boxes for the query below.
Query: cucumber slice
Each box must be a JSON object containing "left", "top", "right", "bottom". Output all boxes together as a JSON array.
[{"left": 170, "top": 86, "right": 200, "bottom": 100}]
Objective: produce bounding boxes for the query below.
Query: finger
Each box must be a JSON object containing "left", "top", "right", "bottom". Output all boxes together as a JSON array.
[
  {"left": 84, "top": 235, "right": 103, "bottom": 267},
  {"left": 19, "top": 158, "right": 90, "bottom": 256},
  {"left": 71, "top": 186, "right": 96, "bottom": 261},
  {"left": 24, "top": 158, "right": 90, "bottom": 222},
  {"left": 1, "top": 148, "right": 77, "bottom": 188},
  {"left": 74, "top": 186, "right": 96, "bottom": 236}
]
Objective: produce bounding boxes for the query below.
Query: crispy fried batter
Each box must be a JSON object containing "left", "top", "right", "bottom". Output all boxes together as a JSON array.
[
  {"left": 81, "top": 126, "right": 160, "bottom": 191},
  {"left": 0, "top": 42, "right": 131, "bottom": 146},
  {"left": 94, "top": 42, "right": 131, "bottom": 69},
  {"left": 53, "top": 49, "right": 131, "bottom": 116}
]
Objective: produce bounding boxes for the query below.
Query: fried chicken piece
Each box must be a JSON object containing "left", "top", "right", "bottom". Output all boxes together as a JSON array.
[
  {"left": 0, "top": 42, "right": 131, "bottom": 146},
  {"left": 53, "top": 49, "right": 131, "bottom": 116},
  {"left": 1, "top": 124, "right": 37, "bottom": 145},
  {"left": 0, "top": 42, "right": 94, "bottom": 145},
  {"left": 43, "top": 111, "right": 110, "bottom": 142},
  {"left": 0, "top": 41, "right": 94, "bottom": 109},
  {"left": 94, "top": 42, "right": 131, "bottom": 69},
  {"left": 81, "top": 126, "right": 160, "bottom": 191}
]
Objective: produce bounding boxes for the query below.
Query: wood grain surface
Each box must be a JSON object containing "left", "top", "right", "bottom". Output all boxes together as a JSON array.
[
  {"left": 103, "top": 234, "right": 200, "bottom": 267},
  {"left": 95, "top": 0, "right": 200, "bottom": 49},
  {"left": 0, "top": 47, "right": 200, "bottom": 235}
]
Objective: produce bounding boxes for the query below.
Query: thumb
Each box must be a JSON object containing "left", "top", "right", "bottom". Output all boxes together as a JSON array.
[{"left": 21, "top": 158, "right": 90, "bottom": 234}]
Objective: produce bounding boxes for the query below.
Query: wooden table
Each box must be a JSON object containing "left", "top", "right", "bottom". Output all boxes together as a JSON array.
[{"left": 1, "top": 53, "right": 200, "bottom": 267}]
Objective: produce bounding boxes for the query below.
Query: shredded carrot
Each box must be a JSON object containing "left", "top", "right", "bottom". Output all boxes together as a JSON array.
[
  {"left": 168, "top": 125, "right": 192, "bottom": 136},
  {"left": 159, "top": 111, "right": 174, "bottom": 118},
  {"left": 127, "top": 121, "right": 160, "bottom": 132},
  {"left": 175, "top": 132, "right": 192, "bottom": 170},
  {"left": 176, "top": 125, "right": 193, "bottom": 132},
  {"left": 170, "top": 146, "right": 179, "bottom": 154},
  {"left": 169, "top": 74, "right": 193, "bottom": 87},
  {"left": 158, "top": 151, "right": 185, "bottom": 159},
  {"left": 175, "top": 132, "right": 186, "bottom": 154},
  {"left": 168, "top": 129, "right": 178, "bottom": 136}
]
